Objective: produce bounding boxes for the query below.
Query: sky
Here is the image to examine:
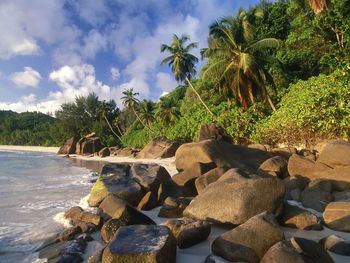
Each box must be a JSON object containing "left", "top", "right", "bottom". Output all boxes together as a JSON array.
[{"left": 0, "top": 0, "right": 260, "bottom": 114}]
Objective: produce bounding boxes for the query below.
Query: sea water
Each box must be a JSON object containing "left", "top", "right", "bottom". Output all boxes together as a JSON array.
[{"left": 0, "top": 150, "right": 97, "bottom": 263}]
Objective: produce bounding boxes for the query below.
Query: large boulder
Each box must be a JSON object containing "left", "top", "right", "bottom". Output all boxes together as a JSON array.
[
  {"left": 212, "top": 211, "right": 284, "bottom": 263},
  {"left": 184, "top": 170, "right": 285, "bottom": 225},
  {"left": 195, "top": 167, "right": 228, "bottom": 194},
  {"left": 198, "top": 123, "right": 232, "bottom": 143},
  {"left": 317, "top": 140, "right": 350, "bottom": 168},
  {"left": 88, "top": 163, "right": 143, "bottom": 207},
  {"left": 64, "top": 206, "right": 102, "bottom": 227},
  {"left": 319, "top": 234, "right": 350, "bottom": 256},
  {"left": 137, "top": 136, "right": 180, "bottom": 159},
  {"left": 278, "top": 204, "right": 321, "bottom": 230},
  {"left": 288, "top": 154, "right": 350, "bottom": 191},
  {"left": 164, "top": 218, "right": 211, "bottom": 248},
  {"left": 323, "top": 201, "right": 350, "bottom": 232},
  {"left": 98, "top": 147, "right": 110, "bottom": 157},
  {"left": 261, "top": 240, "right": 306, "bottom": 263},
  {"left": 175, "top": 140, "right": 274, "bottom": 174},
  {"left": 257, "top": 156, "right": 288, "bottom": 179},
  {"left": 38, "top": 240, "right": 86, "bottom": 262},
  {"left": 58, "top": 136, "right": 78, "bottom": 155},
  {"left": 102, "top": 225, "right": 176, "bottom": 263},
  {"left": 130, "top": 163, "right": 170, "bottom": 192},
  {"left": 81, "top": 137, "right": 102, "bottom": 155}
]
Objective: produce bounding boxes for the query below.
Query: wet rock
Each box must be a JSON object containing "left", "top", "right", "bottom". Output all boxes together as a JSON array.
[
  {"left": 64, "top": 206, "right": 102, "bottom": 227},
  {"left": 323, "top": 201, "right": 350, "bottom": 232},
  {"left": 164, "top": 218, "right": 211, "bottom": 248},
  {"left": 184, "top": 171, "right": 285, "bottom": 225},
  {"left": 278, "top": 203, "right": 322, "bottom": 230},
  {"left": 290, "top": 237, "right": 334, "bottom": 263},
  {"left": 261, "top": 240, "right": 306, "bottom": 263},
  {"left": 102, "top": 225, "right": 176, "bottom": 263},
  {"left": 212, "top": 211, "right": 284, "bottom": 263},
  {"left": 58, "top": 227, "right": 81, "bottom": 241},
  {"left": 101, "top": 218, "right": 128, "bottom": 243},
  {"left": 319, "top": 234, "right": 350, "bottom": 256},
  {"left": 98, "top": 195, "right": 155, "bottom": 225},
  {"left": 38, "top": 240, "right": 86, "bottom": 262},
  {"left": 88, "top": 163, "right": 143, "bottom": 207},
  {"left": 204, "top": 254, "right": 232, "bottom": 263},
  {"left": 137, "top": 136, "right": 180, "bottom": 159}
]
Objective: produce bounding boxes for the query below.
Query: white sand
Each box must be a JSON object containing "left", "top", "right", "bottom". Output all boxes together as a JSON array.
[{"left": 0, "top": 145, "right": 60, "bottom": 153}]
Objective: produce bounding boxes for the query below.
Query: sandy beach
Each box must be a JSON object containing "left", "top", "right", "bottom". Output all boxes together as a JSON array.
[{"left": 0, "top": 145, "right": 60, "bottom": 153}]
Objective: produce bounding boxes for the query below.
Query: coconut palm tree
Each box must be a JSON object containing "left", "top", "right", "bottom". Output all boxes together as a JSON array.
[
  {"left": 139, "top": 100, "right": 156, "bottom": 129},
  {"left": 160, "top": 34, "right": 214, "bottom": 115},
  {"left": 98, "top": 101, "right": 122, "bottom": 140},
  {"left": 121, "top": 88, "right": 153, "bottom": 132},
  {"left": 155, "top": 98, "right": 180, "bottom": 125},
  {"left": 201, "top": 10, "right": 280, "bottom": 111}
]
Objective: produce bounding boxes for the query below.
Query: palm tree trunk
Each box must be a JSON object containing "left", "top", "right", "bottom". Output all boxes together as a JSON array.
[
  {"left": 132, "top": 107, "right": 154, "bottom": 133},
  {"left": 266, "top": 94, "right": 276, "bottom": 112},
  {"left": 103, "top": 115, "right": 122, "bottom": 140},
  {"left": 185, "top": 77, "right": 214, "bottom": 116}
]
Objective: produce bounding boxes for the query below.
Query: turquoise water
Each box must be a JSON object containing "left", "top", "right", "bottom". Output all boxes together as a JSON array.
[{"left": 0, "top": 151, "right": 95, "bottom": 263}]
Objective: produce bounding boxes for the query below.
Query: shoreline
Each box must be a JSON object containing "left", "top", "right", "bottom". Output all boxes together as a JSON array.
[{"left": 0, "top": 145, "right": 60, "bottom": 153}]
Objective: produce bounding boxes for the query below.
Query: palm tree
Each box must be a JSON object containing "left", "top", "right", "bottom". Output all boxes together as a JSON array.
[
  {"left": 139, "top": 100, "right": 156, "bottom": 128},
  {"left": 201, "top": 10, "right": 280, "bottom": 111},
  {"left": 98, "top": 101, "right": 122, "bottom": 140},
  {"left": 155, "top": 98, "right": 180, "bottom": 125},
  {"left": 160, "top": 34, "right": 214, "bottom": 115},
  {"left": 121, "top": 88, "right": 153, "bottom": 132}
]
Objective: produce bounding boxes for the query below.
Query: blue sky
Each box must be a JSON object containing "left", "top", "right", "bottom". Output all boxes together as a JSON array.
[{"left": 0, "top": 0, "right": 260, "bottom": 114}]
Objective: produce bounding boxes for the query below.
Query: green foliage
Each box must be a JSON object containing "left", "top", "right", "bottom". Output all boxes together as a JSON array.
[
  {"left": 253, "top": 70, "right": 350, "bottom": 144},
  {"left": 120, "top": 129, "right": 152, "bottom": 148}
]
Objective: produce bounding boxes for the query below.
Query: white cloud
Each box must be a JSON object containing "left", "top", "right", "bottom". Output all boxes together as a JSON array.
[
  {"left": 110, "top": 67, "right": 121, "bottom": 80},
  {"left": 156, "top": 72, "right": 177, "bottom": 93},
  {"left": 10, "top": 67, "right": 41, "bottom": 88}
]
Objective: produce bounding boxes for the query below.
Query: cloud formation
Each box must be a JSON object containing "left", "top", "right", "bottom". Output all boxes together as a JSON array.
[{"left": 10, "top": 67, "right": 41, "bottom": 88}]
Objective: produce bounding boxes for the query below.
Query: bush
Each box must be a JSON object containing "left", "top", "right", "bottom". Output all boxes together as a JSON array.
[{"left": 253, "top": 70, "right": 350, "bottom": 145}]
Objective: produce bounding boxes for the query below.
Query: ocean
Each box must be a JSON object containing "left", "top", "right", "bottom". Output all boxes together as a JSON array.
[{"left": 0, "top": 150, "right": 98, "bottom": 263}]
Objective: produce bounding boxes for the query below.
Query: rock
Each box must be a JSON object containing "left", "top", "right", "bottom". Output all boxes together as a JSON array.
[
  {"left": 283, "top": 176, "right": 308, "bottom": 201},
  {"left": 301, "top": 180, "right": 333, "bottom": 212},
  {"left": 101, "top": 218, "right": 128, "bottom": 243},
  {"left": 175, "top": 140, "right": 273, "bottom": 174},
  {"left": 58, "top": 137, "right": 78, "bottom": 155},
  {"left": 288, "top": 154, "right": 350, "bottom": 191},
  {"left": 98, "top": 147, "right": 110, "bottom": 157},
  {"left": 164, "top": 218, "right": 211, "bottom": 248},
  {"left": 88, "top": 163, "right": 143, "bottom": 207},
  {"left": 157, "top": 179, "right": 184, "bottom": 204},
  {"left": 323, "top": 201, "right": 350, "bottom": 232},
  {"left": 102, "top": 225, "right": 176, "bottom": 263},
  {"left": 49, "top": 254, "right": 82, "bottom": 263},
  {"left": 116, "top": 148, "right": 137, "bottom": 157},
  {"left": 319, "top": 234, "right": 350, "bottom": 256},
  {"left": 64, "top": 206, "right": 102, "bottom": 227},
  {"left": 81, "top": 137, "right": 102, "bottom": 155},
  {"left": 290, "top": 237, "right": 334, "bottom": 263},
  {"left": 271, "top": 146, "right": 298, "bottom": 158},
  {"left": 137, "top": 136, "right": 180, "bottom": 159},
  {"left": 258, "top": 156, "right": 288, "bottom": 179},
  {"left": 184, "top": 171, "right": 285, "bottom": 225},
  {"left": 172, "top": 162, "right": 216, "bottom": 196},
  {"left": 195, "top": 167, "right": 227, "bottom": 194},
  {"left": 317, "top": 140, "right": 350, "bottom": 168},
  {"left": 261, "top": 240, "right": 306, "bottom": 263},
  {"left": 278, "top": 204, "right": 321, "bottom": 230},
  {"left": 130, "top": 163, "right": 170, "bottom": 192},
  {"left": 204, "top": 254, "right": 232, "bottom": 263},
  {"left": 108, "top": 146, "right": 120, "bottom": 156},
  {"left": 212, "top": 211, "right": 284, "bottom": 263},
  {"left": 58, "top": 227, "right": 81, "bottom": 241},
  {"left": 289, "top": 189, "right": 302, "bottom": 202},
  {"left": 248, "top": 144, "right": 267, "bottom": 151},
  {"left": 87, "top": 248, "right": 104, "bottom": 263},
  {"left": 74, "top": 222, "right": 96, "bottom": 233},
  {"left": 98, "top": 195, "right": 155, "bottom": 225},
  {"left": 158, "top": 197, "right": 191, "bottom": 218},
  {"left": 137, "top": 191, "right": 158, "bottom": 210},
  {"left": 198, "top": 123, "right": 232, "bottom": 143},
  {"left": 333, "top": 189, "right": 350, "bottom": 201},
  {"left": 38, "top": 240, "right": 86, "bottom": 261}
]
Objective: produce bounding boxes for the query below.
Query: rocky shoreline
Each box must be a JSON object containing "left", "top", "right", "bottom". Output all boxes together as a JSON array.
[{"left": 35, "top": 126, "right": 350, "bottom": 263}]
